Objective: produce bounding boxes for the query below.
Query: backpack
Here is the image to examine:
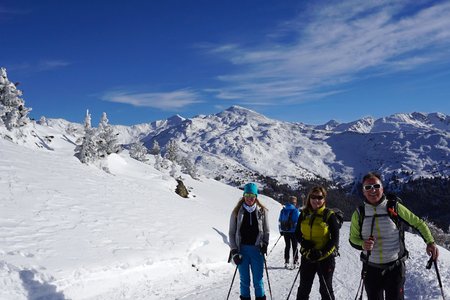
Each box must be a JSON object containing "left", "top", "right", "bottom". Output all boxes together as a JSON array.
[
  {"left": 280, "top": 209, "right": 295, "bottom": 231},
  {"left": 324, "top": 207, "right": 344, "bottom": 229},
  {"left": 356, "top": 194, "right": 408, "bottom": 259}
]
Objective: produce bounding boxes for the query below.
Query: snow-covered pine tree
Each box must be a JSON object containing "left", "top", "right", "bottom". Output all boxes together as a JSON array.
[
  {"left": 84, "top": 109, "right": 92, "bottom": 129},
  {"left": 150, "top": 140, "right": 161, "bottom": 156},
  {"left": 154, "top": 154, "right": 162, "bottom": 170},
  {"left": 165, "top": 139, "right": 179, "bottom": 163},
  {"left": 0, "top": 67, "right": 31, "bottom": 130},
  {"left": 180, "top": 156, "right": 198, "bottom": 179},
  {"left": 65, "top": 123, "right": 78, "bottom": 136},
  {"left": 129, "top": 141, "right": 148, "bottom": 162},
  {"left": 75, "top": 110, "right": 98, "bottom": 163},
  {"left": 38, "top": 116, "right": 47, "bottom": 126},
  {"left": 75, "top": 127, "right": 97, "bottom": 163},
  {"left": 96, "top": 112, "right": 120, "bottom": 157}
]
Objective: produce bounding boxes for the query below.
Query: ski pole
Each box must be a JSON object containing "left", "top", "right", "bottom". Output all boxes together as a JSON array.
[
  {"left": 427, "top": 257, "right": 446, "bottom": 300},
  {"left": 354, "top": 276, "right": 364, "bottom": 300},
  {"left": 263, "top": 256, "right": 273, "bottom": 300},
  {"left": 226, "top": 265, "right": 238, "bottom": 300},
  {"left": 268, "top": 234, "right": 282, "bottom": 257},
  {"left": 286, "top": 264, "right": 301, "bottom": 300},
  {"left": 355, "top": 216, "right": 376, "bottom": 300}
]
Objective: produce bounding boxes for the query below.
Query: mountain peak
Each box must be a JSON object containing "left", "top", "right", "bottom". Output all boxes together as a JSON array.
[
  {"left": 225, "top": 105, "right": 257, "bottom": 114},
  {"left": 167, "top": 114, "right": 185, "bottom": 126}
]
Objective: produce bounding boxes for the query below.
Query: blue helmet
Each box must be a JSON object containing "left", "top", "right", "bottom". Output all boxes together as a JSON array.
[{"left": 243, "top": 182, "right": 258, "bottom": 197}]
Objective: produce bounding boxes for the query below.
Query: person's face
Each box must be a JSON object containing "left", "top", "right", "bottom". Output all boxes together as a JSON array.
[
  {"left": 309, "top": 192, "right": 325, "bottom": 210},
  {"left": 362, "top": 177, "right": 384, "bottom": 205},
  {"left": 244, "top": 193, "right": 257, "bottom": 206}
]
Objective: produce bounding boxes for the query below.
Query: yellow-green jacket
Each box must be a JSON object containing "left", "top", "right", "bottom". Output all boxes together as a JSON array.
[{"left": 295, "top": 205, "right": 339, "bottom": 261}]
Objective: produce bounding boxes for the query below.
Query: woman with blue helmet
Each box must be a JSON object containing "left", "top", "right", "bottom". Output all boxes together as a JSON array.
[{"left": 229, "top": 182, "right": 270, "bottom": 300}]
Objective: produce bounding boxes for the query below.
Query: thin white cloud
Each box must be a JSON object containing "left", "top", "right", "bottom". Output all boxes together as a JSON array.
[
  {"left": 209, "top": 0, "right": 450, "bottom": 104},
  {"left": 37, "top": 60, "right": 71, "bottom": 71},
  {"left": 8, "top": 60, "right": 71, "bottom": 72},
  {"left": 0, "top": 6, "right": 30, "bottom": 19},
  {"left": 101, "top": 89, "right": 203, "bottom": 110}
]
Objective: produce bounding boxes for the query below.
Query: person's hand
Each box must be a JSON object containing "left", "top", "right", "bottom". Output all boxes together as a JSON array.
[
  {"left": 307, "top": 249, "right": 322, "bottom": 261},
  {"left": 260, "top": 243, "right": 268, "bottom": 255},
  {"left": 280, "top": 232, "right": 284, "bottom": 236},
  {"left": 301, "top": 239, "right": 314, "bottom": 250},
  {"left": 363, "top": 236, "right": 375, "bottom": 252},
  {"left": 230, "top": 249, "right": 242, "bottom": 265},
  {"left": 426, "top": 242, "right": 439, "bottom": 261}
]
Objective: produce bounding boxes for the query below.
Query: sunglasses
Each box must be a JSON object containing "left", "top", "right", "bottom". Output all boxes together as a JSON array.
[
  {"left": 363, "top": 184, "right": 382, "bottom": 191},
  {"left": 310, "top": 195, "right": 324, "bottom": 200},
  {"left": 243, "top": 193, "right": 256, "bottom": 199}
]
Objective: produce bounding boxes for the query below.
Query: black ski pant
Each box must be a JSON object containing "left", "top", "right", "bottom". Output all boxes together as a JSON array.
[
  {"left": 283, "top": 232, "right": 299, "bottom": 263},
  {"left": 364, "top": 261, "right": 405, "bottom": 300},
  {"left": 296, "top": 255, "right": 335, "bottom": 300}
]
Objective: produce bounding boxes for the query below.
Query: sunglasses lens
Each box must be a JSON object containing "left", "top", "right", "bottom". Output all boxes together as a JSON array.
[
  {"left": 311, "top": 195, "right": 324, "bottom": 200},
  {"left": 364, "top": 184, "right": 381, "bottom": 190}
]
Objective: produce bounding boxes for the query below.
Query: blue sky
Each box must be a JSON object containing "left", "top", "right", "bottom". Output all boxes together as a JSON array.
[{"left": 2, "top": 0, "right": 450, "bottom": 126}]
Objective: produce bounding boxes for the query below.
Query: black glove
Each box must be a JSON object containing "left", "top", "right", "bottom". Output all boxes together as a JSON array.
[
  {"left": 307, "top": 249, "right": 322, "bottom": 261},
  {"left": 301, "top": 239, "right": 314, "bottom": 250},
  {"left": 280, "top": 232, "right": 285, "bottom": 236},
  {"left": 230, "top": 249, "right": 242, "bottom": 265},
  {"left": 260, "top": 243, "right": 268, "bottom": 255}
]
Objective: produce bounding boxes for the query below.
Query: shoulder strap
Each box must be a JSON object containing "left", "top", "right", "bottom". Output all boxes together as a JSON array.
[
  {"left": 386, "top": 198, "right": 400, "bottom": 228},
  {"left": 356, "top": 205, "right": 365, "bottom": 239},
  {"left": 357, "top": 205, "right": 365, "bottom": 228},
  {"left": 386, "top": 196, "right": 409, "bottom": 258},
  {"left": 322, "top": 208, "right": 332, "bottom": 223}
]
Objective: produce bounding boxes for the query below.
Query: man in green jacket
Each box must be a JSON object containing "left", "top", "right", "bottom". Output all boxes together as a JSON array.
[{"left": 349, "top": 172, "right": 439, "bottom": 300}]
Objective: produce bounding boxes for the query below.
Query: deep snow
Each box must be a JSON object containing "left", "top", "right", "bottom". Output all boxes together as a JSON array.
[{"left": 0, "top": 123, "right": 449, "bottom": 299}]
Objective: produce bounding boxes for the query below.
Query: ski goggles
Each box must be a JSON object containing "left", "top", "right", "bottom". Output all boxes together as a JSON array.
[
  {"left": 243, "top": 193, "right": 257, "bottom": 199},
  {"left": 363, "top": 184, "right": 382, "bottom": 191}
]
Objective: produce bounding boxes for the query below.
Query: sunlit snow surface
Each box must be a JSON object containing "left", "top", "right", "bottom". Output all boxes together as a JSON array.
[{"left": 0, "top": 122, "right": 449, "bottom": 299}]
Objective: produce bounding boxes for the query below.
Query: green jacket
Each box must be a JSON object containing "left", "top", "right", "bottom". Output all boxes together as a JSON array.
[{"left": 349, "top": 196, "right": 434, "bottom": 265}]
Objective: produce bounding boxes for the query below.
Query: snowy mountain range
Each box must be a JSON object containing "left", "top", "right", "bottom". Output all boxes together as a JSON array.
[
  {"left": 6, "top": 105, "right": 448, "bottom": 190},
  {"left": 121, "top": 106, "right": 449, "bottom": 188},
  {"left": 1, "top": 120, "right": 449, "bottom": 299}
]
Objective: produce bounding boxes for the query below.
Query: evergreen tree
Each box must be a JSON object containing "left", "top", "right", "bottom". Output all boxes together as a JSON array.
[
  {"left": 180, "top": 156, "right": 198, "bottom": 179},
  {"left": 65, "top": 123, "right": 78, "bottom": 136},
  {"left": 96, "top": 112, "right": 120, "bottom": 157},
  {"left": 150, "top": 140, "right": 161, "bottom": 156},
  {"left": 75, "top": 110, "right": 98, "bottom": 163},
  {"left": 129, "top": 141, "right": 148, "bottom": 162},
  {"left": 154, "top": 154, "right": 163, "bottom": 170},
  {"left": 0, "top": 67, "right": 31, "bottom": 130},
  {"left": 165, "top": 139, "right": 179, "bottom": 163},
  {"left": 84, "top": 109, "right": 92, "bottom": 129},
  {"left": 38, "top": 116, "right": 47, "bottom": 126}
]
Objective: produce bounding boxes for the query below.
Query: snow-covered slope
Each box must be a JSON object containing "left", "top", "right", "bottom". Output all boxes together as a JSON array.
[{"left": 0, "top": 124, "right": 449, "bottom": 299}]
